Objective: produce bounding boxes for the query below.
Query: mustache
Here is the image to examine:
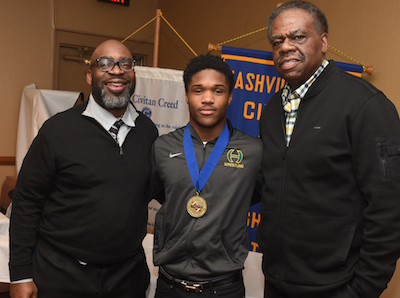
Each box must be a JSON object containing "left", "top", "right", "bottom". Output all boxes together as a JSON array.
[{"left": 277, "top": 53, "right": 306, "bottom": 64}]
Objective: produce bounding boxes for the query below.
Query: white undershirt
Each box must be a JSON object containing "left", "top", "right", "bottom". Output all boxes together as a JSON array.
[{"left": 82, "top": 94, "right": 139, "bottom": 146}]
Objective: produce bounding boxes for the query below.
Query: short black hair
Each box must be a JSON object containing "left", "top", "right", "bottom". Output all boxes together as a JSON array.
[
  {"left": 267, "top": 1, "right": 328, "bottom": 42},
  {"left": 183, "top": 54, "right": 234, "bottom": 93}
]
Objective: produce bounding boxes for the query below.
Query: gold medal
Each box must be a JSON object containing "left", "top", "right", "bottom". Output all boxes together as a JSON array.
[{"left": 187, "top": 195, "right": 207, "bottom": 218}]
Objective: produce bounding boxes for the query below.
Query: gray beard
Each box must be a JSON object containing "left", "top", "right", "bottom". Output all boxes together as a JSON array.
[{"left": 99, "top": 89, "right": 131, "bottom": 109}]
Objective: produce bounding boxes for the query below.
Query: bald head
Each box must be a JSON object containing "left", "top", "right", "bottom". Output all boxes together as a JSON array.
[
  {"left": 90, "top": 39, "right": 133, "bottom": 64},
  {"left": 86, "top": 39, "right": 136, "bottom": 118}
]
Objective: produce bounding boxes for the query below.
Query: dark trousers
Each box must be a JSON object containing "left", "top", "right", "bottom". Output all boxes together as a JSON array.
[
  {"left": 32, "top": 236, "right": 150, "bottom": 298},
  {"left": 155, "top": 269, "right": 245, "bottom": 298},
  {"left": 264, "top": 281, "right": 288, "bottom": 298},
  {"left": 264, "top": 278, "right": 359, "bottom": 298}
]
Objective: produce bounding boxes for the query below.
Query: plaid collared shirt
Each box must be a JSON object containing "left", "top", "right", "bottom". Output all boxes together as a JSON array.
[{"left": 282, "top": 59, "right": 329, "bottom": 146}]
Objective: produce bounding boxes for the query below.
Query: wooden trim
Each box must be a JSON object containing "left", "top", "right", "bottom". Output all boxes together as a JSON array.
[{"left": 0, "top": 156, "right": 16, "bottom": 166}]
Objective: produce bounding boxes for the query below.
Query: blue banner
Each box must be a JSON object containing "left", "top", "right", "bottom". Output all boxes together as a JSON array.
[{"left": 221, "top": 46, "right": 364, "bottom": 252}]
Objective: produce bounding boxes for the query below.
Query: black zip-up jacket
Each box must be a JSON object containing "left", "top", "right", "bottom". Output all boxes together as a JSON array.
[
  {"left": 257, "top": 61, "right": 400, "bottom": 298},
  {"left": 151, "top": 121, "right": 262, "bottom": 281}
]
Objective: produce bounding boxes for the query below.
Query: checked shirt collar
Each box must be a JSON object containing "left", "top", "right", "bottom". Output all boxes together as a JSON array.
[{"left": 282, "top": 59, "right": 329, "bottom": 146}]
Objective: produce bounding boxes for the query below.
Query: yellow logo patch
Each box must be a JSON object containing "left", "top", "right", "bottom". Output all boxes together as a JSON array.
[{"left": 224, "top": 149, "right": 244, "bottom": 168}]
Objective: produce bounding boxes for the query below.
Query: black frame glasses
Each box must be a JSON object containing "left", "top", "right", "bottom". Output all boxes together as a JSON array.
[{"left": 94, "top": 57, "right": 135, "bottom": 72}]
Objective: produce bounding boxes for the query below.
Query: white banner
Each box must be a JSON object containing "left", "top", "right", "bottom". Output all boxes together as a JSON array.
[
  {"left": 133, "top": 66, "right": 189, "bottom": 136},
  {"left": 133, "top": 66, "right": 189, "bottom": 230}
]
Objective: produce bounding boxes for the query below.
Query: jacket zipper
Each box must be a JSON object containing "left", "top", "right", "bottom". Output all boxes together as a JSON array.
[
  {"left": 278, "top": 106, "right": 288, "bottom": 290},
  {"left": 379, "top": 142, "right": 387, "bottom": 180},
  {"left": 187, "top": 137, "right": 208, "bottom": 253},
  {"left": 278, "top": 99, "right": 302, "bottom": 286},
  {"left": 200, "top": 142, "right": 207, "bottom": 170}
]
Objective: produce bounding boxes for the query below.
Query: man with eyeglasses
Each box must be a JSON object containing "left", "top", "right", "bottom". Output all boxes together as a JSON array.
[{"left": 9, "top": 39, "right": 158, "bottom": 298}]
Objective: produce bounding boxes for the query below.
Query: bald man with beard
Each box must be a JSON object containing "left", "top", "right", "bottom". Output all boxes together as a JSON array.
[{"left": 9, "top": 40, "right": 158, "bottom": 298}]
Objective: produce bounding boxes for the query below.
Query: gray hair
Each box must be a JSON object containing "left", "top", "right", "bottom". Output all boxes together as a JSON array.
[{"left": 267, "top": 1, "right": 328, "bottom": 41}]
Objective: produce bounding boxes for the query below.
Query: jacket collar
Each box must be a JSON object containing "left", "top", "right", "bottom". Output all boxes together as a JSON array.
[{"left": 301, "top": 60, "right": 339, "bottom": 99}]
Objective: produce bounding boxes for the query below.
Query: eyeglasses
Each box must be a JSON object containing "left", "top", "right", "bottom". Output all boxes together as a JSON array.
[{"left": 94, "top": 57, "right": 135, "bottom": 72}]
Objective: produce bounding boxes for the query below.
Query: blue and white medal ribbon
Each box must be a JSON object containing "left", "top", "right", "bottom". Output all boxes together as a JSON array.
[{"left": 183, "top": 122, "right": 229, "bottom": 217}]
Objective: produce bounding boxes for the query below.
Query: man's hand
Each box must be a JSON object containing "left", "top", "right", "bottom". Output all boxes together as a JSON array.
[{"left": 10, "top": 282, "right": 38, "bottom": 298}]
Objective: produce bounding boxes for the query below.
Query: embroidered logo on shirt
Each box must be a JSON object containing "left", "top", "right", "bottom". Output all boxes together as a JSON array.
[
  {"left": 169, "top": 152, "right": 182, "bottom": 158},
  {"left": 224, "top": 149, "right": 244, "bottom": 168}
]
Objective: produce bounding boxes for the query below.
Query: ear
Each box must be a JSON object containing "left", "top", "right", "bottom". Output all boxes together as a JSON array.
[
  {"left": 86, "top": 69, "right": 93, "bottom": 86},
  {"left": 185, "top": 93, "right": 189, "bottom": 104},
  {"left": 227, "top": 92, "right": 233, "bottom": 106},
  {"left": 321, "top": 32, "right": 329, "bottom": 54}
]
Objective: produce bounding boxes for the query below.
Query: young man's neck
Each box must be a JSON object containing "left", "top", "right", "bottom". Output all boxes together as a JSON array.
[{"left": 190, "top": 120, "right": 227, "bottom": 143}]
